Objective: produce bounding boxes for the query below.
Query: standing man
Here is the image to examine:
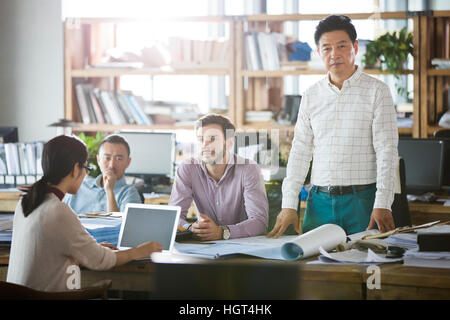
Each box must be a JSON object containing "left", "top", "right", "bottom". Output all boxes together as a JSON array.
[
  {"left": 169, "top": 114, "right": 268, "bottom": 240},
  {"left": 64, "top": 134, "right": 142, "bottom": 213},
  {"left": 268, "top": 15, "right": 398, "bottom": 238}
]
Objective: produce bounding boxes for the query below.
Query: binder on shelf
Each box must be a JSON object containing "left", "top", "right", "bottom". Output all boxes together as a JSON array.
[
  {"left": 88, "top": 89, "right": 106, "bottom": 124},
  {"left": 0, "top": 141, "right": 44, "bottom": 187},
  {"left": 0, "top": 144, "right": 7, "bottom": 175},
  {"left": 4, "top": 143, "right": 20, "bottom": 175},
  {"left": 100, "top": 90, "right": 126, "bottom": 125},
  {"left": 244, "top": 31, "right": 286, "bottom": 71}
]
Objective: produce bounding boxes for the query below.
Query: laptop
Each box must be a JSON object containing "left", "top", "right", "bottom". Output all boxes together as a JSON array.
[{"left": 117, "top": 203, "right": 181, "bottom": 254}]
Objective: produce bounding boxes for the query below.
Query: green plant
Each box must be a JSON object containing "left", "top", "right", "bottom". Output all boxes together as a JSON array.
[
  {"left": 78, "top": 132, "right": 104, "bottom": 178},
  {"left": 363, "top": 27, "right": 413, "bottom": 98}
]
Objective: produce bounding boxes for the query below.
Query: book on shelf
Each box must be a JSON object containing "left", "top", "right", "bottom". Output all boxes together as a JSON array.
[
  {"left": 0, "top": 141, "right": 44, "bottom": 178},
  {"left": 75, "top": 84, "right": 91, "bottom": 124},
  {"left": 244, "top": 31, "right": 287, "bottom": 71},
  {"left": 74, "top": 85, "right": 153, "bottom": 126},
  {"left": 245, "top": 110, "right": 274, "bottom": 122},
  {"left": 169, "top": 37, "right": 229, "bottom": 69},
  {"left": 0, "top": 145, "right": 7, "bottom": 175},
  {"left": 431, "top": 58, "right": 450, "bottom": 69},
  {"left": 144, "top": 100, "right": 199, "bottom": 124},
  {"left": 92, "top": 61, "right": 144, "bottom": 69}
]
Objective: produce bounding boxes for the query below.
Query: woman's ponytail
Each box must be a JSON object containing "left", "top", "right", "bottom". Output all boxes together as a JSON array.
[{"left": 21, "top": 177, "right": 50, "bottom": 217}]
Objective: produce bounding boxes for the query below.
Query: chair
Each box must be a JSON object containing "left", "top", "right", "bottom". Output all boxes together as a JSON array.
[
  {"left": 391, "top": 157, "right": 411, "bottom": 227},
  {"left": 434, "top": 129, "right": 450, "bottom": 138},
  {"left": 0, "top": 279, "right": 112, "bottom": 300}
]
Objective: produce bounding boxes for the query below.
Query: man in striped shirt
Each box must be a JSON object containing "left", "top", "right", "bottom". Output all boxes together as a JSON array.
[{"left": 268, "top": 15, "right": 398, "bottom": 238}]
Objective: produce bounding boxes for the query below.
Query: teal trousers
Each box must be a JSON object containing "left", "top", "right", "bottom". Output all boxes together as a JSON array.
[{"left": 302, "top": 186, "right": 377, "bottom": 235}]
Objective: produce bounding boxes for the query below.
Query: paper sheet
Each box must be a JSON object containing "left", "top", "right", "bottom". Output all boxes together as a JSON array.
[
  {"left": 316, "top": 247, "right": 403, "bottom": 264},
  {"left": 281, "top": 224, "right": 347, "bottom": 260}
]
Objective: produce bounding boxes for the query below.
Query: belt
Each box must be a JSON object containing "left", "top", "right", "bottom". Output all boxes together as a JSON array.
[{"left": 313, "top": 183, "right": 376, "bottom": 196}]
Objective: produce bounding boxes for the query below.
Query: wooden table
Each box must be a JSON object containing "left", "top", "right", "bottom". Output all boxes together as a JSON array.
[
  {"left": 78, "top": 254, "right": 450, "bottom": 300},
  {"left": 2, "top": 246, "right": 450, "bottom": 299}
]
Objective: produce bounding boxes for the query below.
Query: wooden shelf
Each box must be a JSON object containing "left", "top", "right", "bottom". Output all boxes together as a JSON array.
[
  {"left": 66, "top": 16, "right": 232, "bottom": 24},
  {"left": 427, "top": 125, "right": 448, "bottom": 136},
  {"left": 427, "top": 69, "right": 450, "bottom": 76},
  {"left": 398, "top": 127, "right": 413, "bottom": 135},
  {"left": 69, "top": 123, "right": 195, "bottom": 133},
  {"left": 71, "top": 67, "right": 230, "bottom": 78},
  {"left": 239, "top": 123, "right": 412, "bottom": 135},
  {"left": 241, "top": 68, "right": 413, "bottom": 78},
  {"left": 241, "top": 122, "right": 295, "bottom": 131},
  {"left": 244, "top": 11, "right": 408, "bottom": 22}
]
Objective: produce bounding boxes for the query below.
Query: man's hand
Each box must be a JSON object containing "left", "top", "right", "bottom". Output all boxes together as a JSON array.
[
  {"left": 191, "top": 213, "right": 222, "bottom": 241},
  {"left": 267, "top": 208, "right": 301, "bottom": 238},
  {"left": 103, "top": 169, "right": 118, "bottom": 191},
  {"left": 366, "top": 208, "right": 395, "bottom": 233}
]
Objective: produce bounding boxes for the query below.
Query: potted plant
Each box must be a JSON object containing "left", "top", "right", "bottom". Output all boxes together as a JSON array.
[
  {"left": 363, "top": 27, "right": 413, "bottom": 97},
  {"left": 77, "top": 132, "right": 103, "bottom": 178}
]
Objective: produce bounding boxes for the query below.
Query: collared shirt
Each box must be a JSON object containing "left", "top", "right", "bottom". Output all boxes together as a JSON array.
[
  {"left": 49, "top": 186, "right": 65, "bottom": 201},
  {"left": 63, "top": 175, "right": 142, "bottom": 214},
  {"left": 169, "top": 153, "right": 269, "bottom": 239},
  {"left": 282, "top": 66, "right": 398, "bottom": 211}
]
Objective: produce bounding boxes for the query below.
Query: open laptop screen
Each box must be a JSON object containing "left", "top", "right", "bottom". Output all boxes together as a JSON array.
[{"left": 118, "top": 204, "right": 180, "bottom": 251}]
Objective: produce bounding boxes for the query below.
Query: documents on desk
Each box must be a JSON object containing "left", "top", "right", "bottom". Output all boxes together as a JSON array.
[
  {"left": 310, "top": 247, "right": 403, "bottom": 265},
  {"left": 174, "top": 224, "right": 347, "bottom": 261},
  {"left": 80, "top": 217, "right": 122, "bottom": 247},
  {"left": 403, "top": 249, "right": 450, "bottom": 269}
]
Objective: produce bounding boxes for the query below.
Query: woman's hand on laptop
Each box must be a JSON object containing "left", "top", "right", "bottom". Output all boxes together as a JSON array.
[
  {"left": 115, "top": 241, "right": 163, "bottom": 266},
  {"left": 135, "top": 241, "right": 163, "bottom": 259},
  {"left": 100, "top": 242, "right": 118, "bottom": 250},
  {"left": 191, "top": 214, "right": 222, "bottom": 241}
]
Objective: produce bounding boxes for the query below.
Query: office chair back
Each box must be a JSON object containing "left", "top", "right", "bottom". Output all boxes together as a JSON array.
[
  {"left": 0, "top": 279, "right": 112, "bottom": 300},
  {"left": 434, "top": 129, "right": 450, "bottom": 138},
  {"left": 391, "top": 157, "right": 411, "bottom": 227}
]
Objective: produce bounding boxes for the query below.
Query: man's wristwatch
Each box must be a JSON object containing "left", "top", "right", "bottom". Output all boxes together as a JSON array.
[{"left": 221, "top": 226, "right": 230, "bottom": 240}]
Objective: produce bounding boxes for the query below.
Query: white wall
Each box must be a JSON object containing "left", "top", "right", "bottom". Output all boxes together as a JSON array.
[{"left": 0, "top": 0, "right": 63, "bottom": 142}]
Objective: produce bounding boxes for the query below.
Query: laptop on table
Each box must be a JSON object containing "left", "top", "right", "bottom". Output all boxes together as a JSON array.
[{"left": 117, "top": 203, "right": 181, "bottom": 257}]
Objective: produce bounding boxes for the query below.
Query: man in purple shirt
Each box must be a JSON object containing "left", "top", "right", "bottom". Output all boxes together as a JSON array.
[{"left": 169, "top": 114, "right": 269, "bottom": 240}]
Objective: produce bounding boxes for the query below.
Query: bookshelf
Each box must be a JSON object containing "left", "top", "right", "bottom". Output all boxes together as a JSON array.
[
  {"left": 234, "top": 11, "right": 419, "bottom": 135},
  {"left": 63, "top": 12, "right": 449, "bottom": 138},
  {"left": 63, "top": 16, "right": 235, "bottom": 133},
  {"left": 416, "top": 11, "right": 450, "bottom": 137}
]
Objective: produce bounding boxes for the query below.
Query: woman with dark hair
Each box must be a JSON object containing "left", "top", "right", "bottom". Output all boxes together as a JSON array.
[{"left": 7, "top": 135, "right": 162, "bottom": 292}]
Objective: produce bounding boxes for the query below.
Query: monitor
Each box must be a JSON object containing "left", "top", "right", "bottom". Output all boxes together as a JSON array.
[
  {"left": 0, "top": 127, "right": 18, "bottom": 143},
  {"left": 398, "top": 138, "right": 447, "bottom": 194},
  {"left": 118, "top": 131, "right": 176, "bottom": 177}
]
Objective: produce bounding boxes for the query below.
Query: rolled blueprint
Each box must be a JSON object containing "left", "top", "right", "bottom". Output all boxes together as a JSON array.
[{"left": 281, "top": 224, "right": 346, "bottom": 260}]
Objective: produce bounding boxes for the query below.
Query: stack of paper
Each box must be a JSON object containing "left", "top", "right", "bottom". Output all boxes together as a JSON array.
[
  {"left": 310, "top": 247, "right": 403, "bottom": 265},
  {"left": 385, "top": 233, "right": 418, "bottom": 249},
  {"left": 0, "top": 214, "right": 13, "bottom": 231},
  {"left": 403, "top": 249, "right": 450, "bottom": 269},
  {"left": 80, "top": 218, "right": 122, "bottom": 247}
]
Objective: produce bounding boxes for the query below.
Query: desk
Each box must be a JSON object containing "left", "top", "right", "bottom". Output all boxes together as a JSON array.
[
  {"left": 408, "top": 201, "right": 450, "bottom": 225},
  {"left": 1, "top": 245, "right": 450, "bottom": 299},
  {"left": 78, "top": 256, "right": 450, "bottom": 300},
  {"left": 0, "top": 192, "right": 22, "bottom": 212}
]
